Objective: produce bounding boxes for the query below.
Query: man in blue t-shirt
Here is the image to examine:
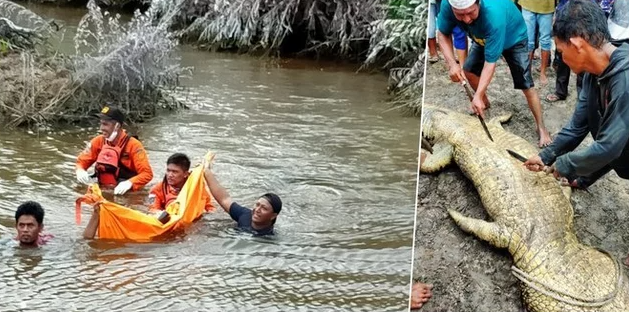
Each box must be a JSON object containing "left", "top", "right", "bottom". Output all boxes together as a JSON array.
[
  {"left": 436, "top": 0, "right": 552, "bottom": 147},
  {"left": 202, "top": 154, "right": 282, "bottom": 236}
]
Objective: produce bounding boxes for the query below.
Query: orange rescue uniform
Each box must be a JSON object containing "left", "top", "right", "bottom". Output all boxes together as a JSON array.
[
  {"left": 148, "top": 180, "right": 215, "bottom": 213},
  {"left": 76, "top": 131, "right": 153, "bottom": 191}
]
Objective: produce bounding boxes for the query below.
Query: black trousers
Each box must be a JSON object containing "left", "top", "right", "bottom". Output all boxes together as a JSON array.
[{"left": 554, "top": 49, "right": 584, "bottom": 99}]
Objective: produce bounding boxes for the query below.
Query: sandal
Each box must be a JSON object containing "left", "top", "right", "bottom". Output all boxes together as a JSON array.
[
  {"left": 544, "top": 93, "right": 565, "bottom": 103},
  {"left": 428, "top": 55, "right": 439, "bottom": 64}
]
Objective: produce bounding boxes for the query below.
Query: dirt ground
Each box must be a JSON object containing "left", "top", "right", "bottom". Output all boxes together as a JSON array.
[{"left": 413, "top": 56, "right": 629, "bottom": 311}]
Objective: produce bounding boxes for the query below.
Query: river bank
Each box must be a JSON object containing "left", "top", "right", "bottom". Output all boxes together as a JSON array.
[
  {"left": 21, "top": 0, "right": 425, "bottom": 64},
  {"left": 1, "top": 0, "right": 426, "bottom": 129},
  {"left": 0, "top": 0, "right": 188, "bottom": 127}
]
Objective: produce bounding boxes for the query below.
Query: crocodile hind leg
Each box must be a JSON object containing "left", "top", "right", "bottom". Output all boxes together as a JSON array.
[
  {"left": 420, "top": 141, "right": 454, "bottom": 173},
  {"left": 448, "top": 209, "right": 511, "bottom": 249}
]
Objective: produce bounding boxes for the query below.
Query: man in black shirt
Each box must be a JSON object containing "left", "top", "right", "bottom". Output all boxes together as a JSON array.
[{"left": 202, "top": 154, "right": 282, "bottom": 236}]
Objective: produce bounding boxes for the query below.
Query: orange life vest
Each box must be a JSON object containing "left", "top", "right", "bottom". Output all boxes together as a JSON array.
[
  {"left": 95, "top": 135, "right": 131, "bottom": 187},
  {"left": 163, "top": 183, "right": 181, "bottom": 208}
]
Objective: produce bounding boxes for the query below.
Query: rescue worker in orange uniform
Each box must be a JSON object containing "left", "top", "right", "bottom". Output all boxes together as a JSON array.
[
  {"left": 82, "top": 153, "right": 214, "bottom": 240},
  {"left": 75, "top": 106, "right": 153, "bottom": 195},
  {"left": 148, "top": 153, "right": 214, "bottom": 213}
]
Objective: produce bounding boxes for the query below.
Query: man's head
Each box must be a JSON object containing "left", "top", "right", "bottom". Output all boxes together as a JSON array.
[
  {"left": 97, "top": 106, "right": 126, "bottom": 141},
  {"left": 553, "top": 0, "right": 611, "bottom": 74},
  {"left": 15, "top": 201, "right": 45, "bottom": 246},
  {"left": 165, "top": 153, "right": 191, "bottom": 188},
  {"left": 252, "top": 193, "right": 282, "bottom": 225},
  {"left": 448, "top": 0, "right": 479, "bottom": 25}
]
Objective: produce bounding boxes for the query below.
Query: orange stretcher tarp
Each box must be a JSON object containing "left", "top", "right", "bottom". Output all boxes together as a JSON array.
[{"left": 76, "top": 162, "right": 212, "bottom": 241}]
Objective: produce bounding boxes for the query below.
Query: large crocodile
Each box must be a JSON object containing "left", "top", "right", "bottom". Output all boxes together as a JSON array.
[{"left": 419, "top": 105, "right": 629, "bottom": 312}]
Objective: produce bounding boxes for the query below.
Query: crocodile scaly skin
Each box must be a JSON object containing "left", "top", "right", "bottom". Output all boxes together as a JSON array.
[{"left": 420, "top": 105, "right": 629, "bottom": 312}]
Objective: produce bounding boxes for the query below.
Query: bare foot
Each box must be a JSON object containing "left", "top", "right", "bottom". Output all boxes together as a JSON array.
[
  {"left": 538, "top": 127, "right": 552, "bottom": 148},
  {"left": 411, "top": 282, "right": 433, "bottom": 310}
]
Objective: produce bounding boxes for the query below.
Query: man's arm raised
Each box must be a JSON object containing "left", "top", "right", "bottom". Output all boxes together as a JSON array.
[{"left": 202, "top": 154, "right": 234, "bottom": 213}]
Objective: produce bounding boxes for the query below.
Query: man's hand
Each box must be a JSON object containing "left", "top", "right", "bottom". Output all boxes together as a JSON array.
[
  {"left": 523, "top": 155, "right": 546, "bottom": 172},
  {"left": 544, "top": 164, "right": 564, "bottom": 180},
  {"left": 471, "top": 95, "right": 487, "bottom": 119},
  {"left": 524, "top": 158, "right": 578, "bottom": 186},
  {"left": 76, "top": 169, "right": 91, "bottom": 184},
  {"left": 559, "top": 178, "right": 580, "bottom": 188},
  {"left": 448, "top": 62, "right": 466, "bottom": 83},
  {"left": 114, "top": 180, "right": 133, "bottom": 195},
  {"left": 202, "top": 151, "right": 216, "bottom": 175}
]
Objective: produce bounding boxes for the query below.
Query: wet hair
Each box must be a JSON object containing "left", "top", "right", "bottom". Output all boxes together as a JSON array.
[
  {"left": 167, "top": 153, "right": 191, "bottom": 172},
  {"left": 553, "top": 0, "right": 611, "bottom": 48},
  {"left": 15, "top": 201, "right": 45, "bottom": 225},
  {"left": 261, "top": 193, "right": 282, "bottom": 214}
]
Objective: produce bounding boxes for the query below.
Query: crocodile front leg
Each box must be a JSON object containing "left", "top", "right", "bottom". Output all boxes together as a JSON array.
[{"left": 420, "top": 141, "right": 454, "bottom": 173}]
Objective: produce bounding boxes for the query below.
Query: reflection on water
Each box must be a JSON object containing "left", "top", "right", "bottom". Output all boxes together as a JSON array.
[{"left": 0, "top": 3, "right": 419, "bottom": 311}]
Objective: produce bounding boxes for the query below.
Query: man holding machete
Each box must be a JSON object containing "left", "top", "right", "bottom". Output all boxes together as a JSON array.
[
  {"left": 524, "top": 0, "right": 629, "bottom": 190},
  {"left": 435, "top": 0, "right": 552, "bottom": 147}
]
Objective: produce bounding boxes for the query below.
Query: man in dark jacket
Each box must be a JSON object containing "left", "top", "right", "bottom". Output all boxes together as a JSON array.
[{"left": 524, "top": 0, "right": 629, "bottom": 190}]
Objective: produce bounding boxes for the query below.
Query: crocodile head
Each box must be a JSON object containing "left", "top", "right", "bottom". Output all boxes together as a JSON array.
[
  {"left": 419, "top": 105, "right": 459, "bottom": 173},
  {"left": 420, "top": 105, "right": 494, "bottom": 173}
]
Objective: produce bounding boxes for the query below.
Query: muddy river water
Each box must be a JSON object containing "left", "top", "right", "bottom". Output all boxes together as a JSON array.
[{"left": 0, "top": 3, "right": 420, "bottom": 311}]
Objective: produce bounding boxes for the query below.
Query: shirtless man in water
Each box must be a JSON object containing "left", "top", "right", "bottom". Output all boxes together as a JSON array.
[{"left": 14, "top": 201, "right": 53, "bottom": 247}]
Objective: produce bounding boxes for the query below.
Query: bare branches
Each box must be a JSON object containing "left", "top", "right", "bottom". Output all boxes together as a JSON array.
[
  {"left": 363, "top": 0, "right": 426, "bottom": 117},
  {"left": 1, "top": 0, "right": 187, "bottom": 128},
  {"left": 0, "top": 0, "right": 52, "bottom": 31},
  {"left": 0, "top": 0, "right": 54, "bottom": 49},
  {"left": 65, "top": 0, "right": 188, "bottom": 122},
  {"left": 179, "top": 0, "right": 379, "bottom": 59},
  {"left": 364, "top": 0, "right": 427, "bottom": 68}
]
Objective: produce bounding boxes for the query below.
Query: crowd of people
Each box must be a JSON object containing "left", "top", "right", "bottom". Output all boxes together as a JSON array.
[{"left": 416, "top": 0, "right": 629, "bottom": 309}]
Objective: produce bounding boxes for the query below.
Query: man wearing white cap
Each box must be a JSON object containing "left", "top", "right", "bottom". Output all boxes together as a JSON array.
[{"left": 436, "top": 0, "right": 552, "bottom": 147}]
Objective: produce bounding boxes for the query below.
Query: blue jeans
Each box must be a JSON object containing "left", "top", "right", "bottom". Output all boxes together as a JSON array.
[
  {"left": 428, "top": 2, "right": 438, "bottom": 39},
  {"left": 522, "top": 8, "right": 553, "bottom": 51},
  {"left": 452, "top": 26, "right": 467, "bottom": 50}
]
